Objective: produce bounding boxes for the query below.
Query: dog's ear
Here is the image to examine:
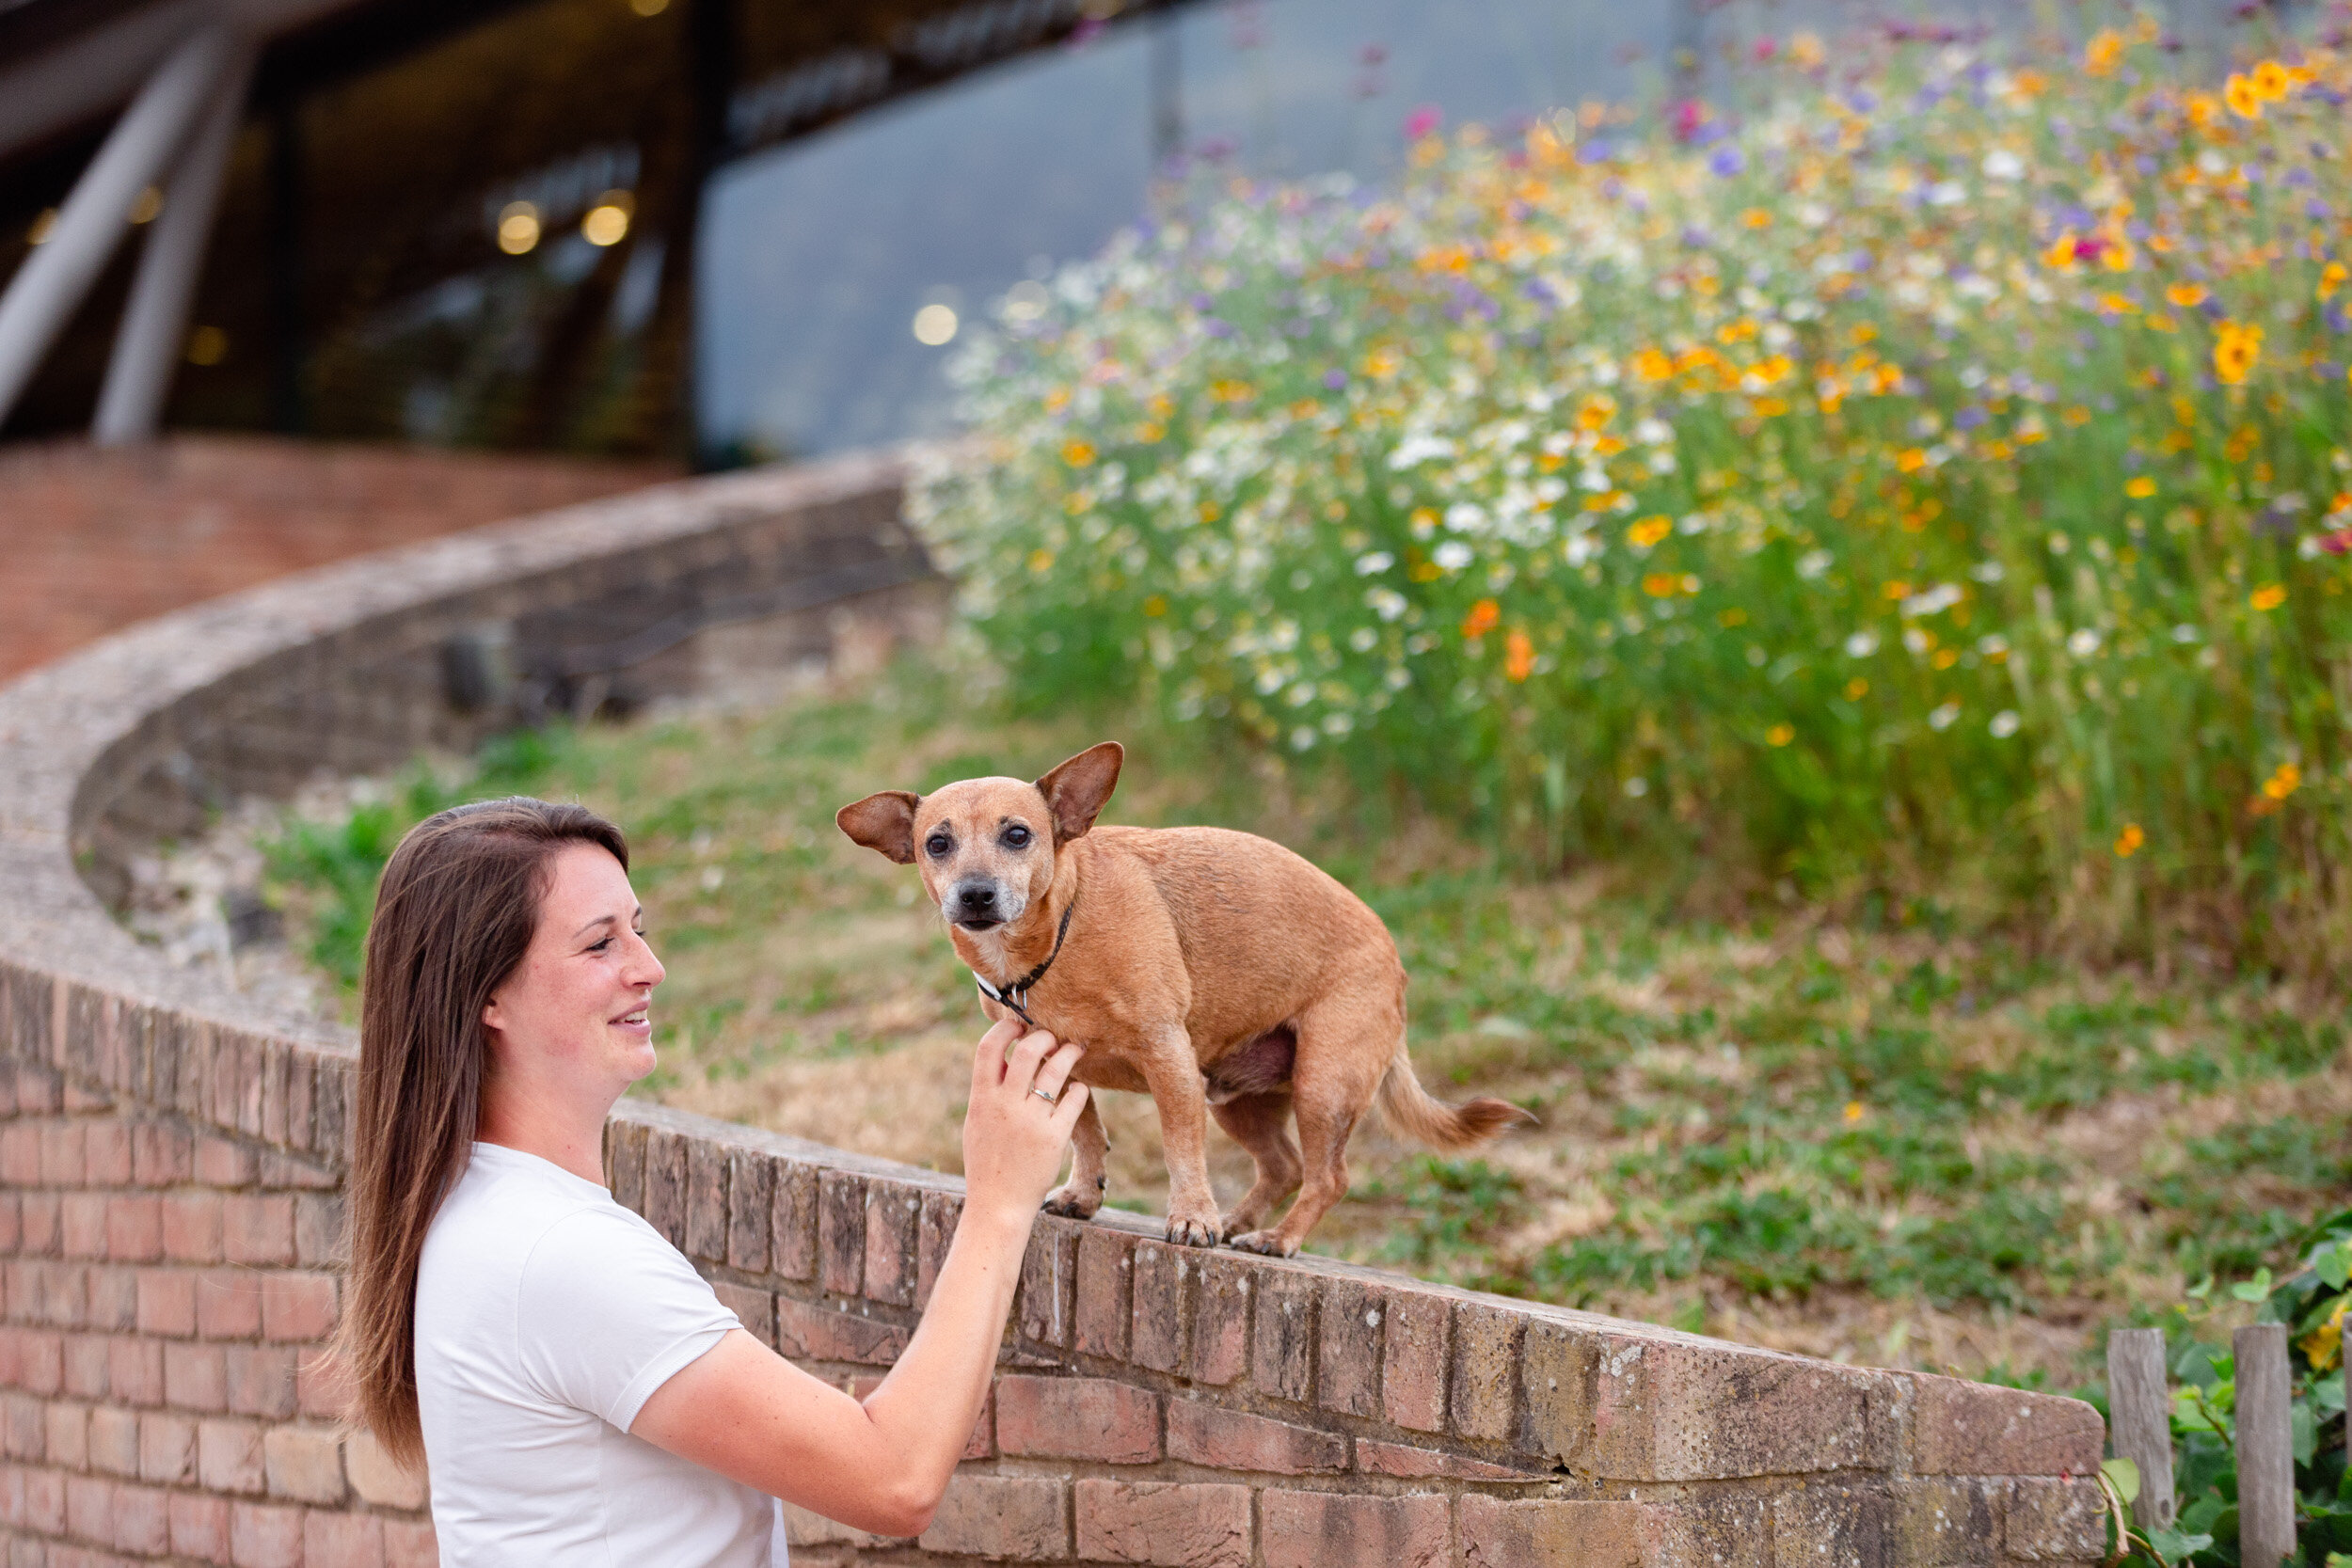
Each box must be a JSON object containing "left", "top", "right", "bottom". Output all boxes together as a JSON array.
[
  {"left": 836, "top": 791, "right": 922, "bottom": 863},
  {"left": 1036, "top": 742, "right": 1123, "bottom": 845}
]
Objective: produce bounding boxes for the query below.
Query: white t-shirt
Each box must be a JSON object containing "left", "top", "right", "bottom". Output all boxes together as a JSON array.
[{"left": 415, "top": 1141, "right": 785, "bottom": 1566}]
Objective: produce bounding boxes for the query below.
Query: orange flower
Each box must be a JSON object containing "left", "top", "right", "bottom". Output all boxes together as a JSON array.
[
  {"left": 2125, "top": 477, "right": 2156, "bottom": 499},
  {"left": 1060, "top": 438, "right": 1096, "bottom": 467},
  {"left": 2214, "top": 322, "right": 2261, "bottom": 386},
  {"left": 2166, "top": 282, "right": 2207, "bottom": 309},
  {"left": 2249, "top": 583, "right": 2286, "bottom": 611},
  {"left": 2225, "top": 72, "right": 2262, "bottom": 119},
  {"left": 2263, "top": 761, "right": 2301, "bottom": 800},
  {"left": 1642, "top": 573, "right": 1681, "bottom": 597},
  {"left": 2249, "top": 59, "right": 2290, "bottom": 102},
  {"left": 2114, "top": 823, "right": 2145, "bottom": 858},
  {"left": 1461, "top": 598, "right": 1502, "bottom": 639},
  {"left": 2321, "top": 262, "right": 2348, "bottom": 303},
  {"left": 1767, "top": 723, "right": 1795, "bottom": 747},
  {"left": 1504, "top": 630, "right": 1535, "bottom": 682},
  {"left": 2084, "top": 28, "right": 2123, "bottom": 75},
  {"left": 1627, "top": 515, "right": 1673, "bottom": 549}
]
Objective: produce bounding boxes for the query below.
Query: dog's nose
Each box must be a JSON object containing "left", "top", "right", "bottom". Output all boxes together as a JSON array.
[{"left": 956, "top": 883, "right": 998, "bottom": 913}]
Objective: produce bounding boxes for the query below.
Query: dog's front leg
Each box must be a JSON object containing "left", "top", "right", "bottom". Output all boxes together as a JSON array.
[
  {"left": 1140, "top": 1037, "right": 1224, "bottom": 1247},
  {"left": 1042, "top": 1093, "right": 1108, "bottom": 1220}
]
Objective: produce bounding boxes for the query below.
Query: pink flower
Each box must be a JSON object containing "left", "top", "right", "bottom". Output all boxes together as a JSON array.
[{"left": 1405, "top": 104, "right": 1443, "bottom": 140}]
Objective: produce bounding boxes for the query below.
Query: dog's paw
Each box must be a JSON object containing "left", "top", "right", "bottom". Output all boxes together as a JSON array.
[
  {"left": 1165, "top": 1212, "right": 1224, "bottom": 1248},
  {"left": 1226, "top": 1228, "right": 1298, "bottom": 1258},
  {"left": 1041, "top": 1183, "right": 1104, "bottom": 1220}
]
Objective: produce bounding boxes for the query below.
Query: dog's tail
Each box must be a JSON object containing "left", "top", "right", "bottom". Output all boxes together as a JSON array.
[{"left": 1374, "top": 1052, "right": 1534, "bottom": 1150}]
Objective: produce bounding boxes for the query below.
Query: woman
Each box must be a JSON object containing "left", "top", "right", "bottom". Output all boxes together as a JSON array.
[{"left": 335, "top": 796, "right": 1088, "bottom": 1563}]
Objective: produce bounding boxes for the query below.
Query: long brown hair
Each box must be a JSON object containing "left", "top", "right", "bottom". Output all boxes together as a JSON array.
[{"left": 336, "top": 796, "right": 629, "bottom": 1465}]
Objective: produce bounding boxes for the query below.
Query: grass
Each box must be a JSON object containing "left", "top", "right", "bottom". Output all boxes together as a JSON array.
[{"left": 258, "top": 653, "right": 2351, "bottom": 1384}]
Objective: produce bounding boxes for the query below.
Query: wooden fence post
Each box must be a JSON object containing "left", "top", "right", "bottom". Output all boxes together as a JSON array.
[
  {"left": 2107, "top": 1327, "right": 2175, "bottom": 1531},
  {"left": 2233, "top": 1323, "right": 2296, "bottom": 1568}
]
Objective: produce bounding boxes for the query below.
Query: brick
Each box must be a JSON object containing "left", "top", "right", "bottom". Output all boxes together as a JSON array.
[
  {"left": 262, "top": 1425, "right": 345, "bottom": 1504},
  {"left": 684, "top": 1137, "right": 728, "bottom": 1262},
  {"left": 1314, "top": 1279, "right": 1383, "bottom": 1418},
  {"left": 1587, "top": 1336, "right": 1884, "bottom": 1481},
  {"left": 1262, "top": 1489, "right": 1447, "bottom": 1568},
  {"left": 103, "top": 1338, "right": 161, "bottom": 1406},
  {"left": 724, "top": 1150, "right": 771, "bottom": 1274},
  {"left": 918, "top": 1473, "right": 1067, "bottom": 1560},
  {"left": 137, "top": 1413, "right": 195, "bottom": 1484},
  {"left": 193, "top": 1137, "right": 255, "bottom": 1189},
  {"left": 136, "top": 1270, "right": 194, "bottom": 1338},
  {"left": 161, "top": 1195, "right": 223, "bottom": 1263},
  {"left": 1909, "top": 1375, "right": 2105, "bottom": 1477},
  {"left": 1356, "top": 1439, "right": 1539, "bottom": 1480},
  {"left": 61, "top": 1334, "right": 105, "bottom": 1398},
  {"left": 1459, "top": 1497, "right": 1640, "bottom": 1568},
  {"left": 168, "top": 1492, "right": 230, "bottom": 1562},
  {"left": 383, "top": 1518, "right": 439, "bottom": 1568},
  {"left": 641, "top": 1132, "right": 688, "bottom": 1247},
  {"left": 226, "top": 1347, "right": 298, "bottom": 1418},
  {"left": 1075, "top": 1227, "right": 1136, "bottom": 1360},
  {"left": 770, "top": 1159, "right": 817, "bottom": 1281},
  {"left": 1639, "top": 1495, "right": 1772, "bottom": 1568},
  {"left": 260, "top": 1273, "right": 338, "bottom": 1342},
  {"left": 295, "top": 1343, "right": 354, "bottom": 1418},
  {"left": 84, "top": 1267, "right": 135, "bottom": 1331},
  {"left": 112, "top": 1481, "right": 169, "bottom": 1556},
  {"left": 1382, "top": 1288, "right": 1449, "bottom": 1431},
  {"left": 20, "top": 1194, "right": 58, "bottom": 1257},
  {"left": 305, "top": 1512, "right": 385, "bottom": 1568},
  {"left": 711, "top": 1282, "right": 774, "bottom": 1346},
  {"left": 0, "top": 1128, "right": 36, "bottom": 1186},
  {"left": 131, "top": 1126, "right": 191, "bottom": 1187},
  {"left": 1887, "top": 1478, "right": 2001, "bottom": 1566},
  {"left": 995, "top": 1374, "right": 1162, "bottom": 1464},
  {"left": 221, "top": 1197, "right": 294, "bottom": 1266},
  {"left": 772, "top": 1297, "right": 908, "bottom": 1366},
  {"left": 1167, "top": 1400, "right": 1343, "bottom": 1474},
  {"left": 817, "top": 1171, "right": 865, "bottom": 1296},
  {"left": 166, "top": 1344, "right": 228, "bottom": 1413},
  {"left": 1130, "top": 1241, "right": 1190, "bottom": 1374},
  {"left": 229, "top": 1500, "right": 304, "bottom": 1568},
  {"left": 862, "top": 1180, "right": 919, "bottom": 1308},
  {"left": 1009, "top": 1222, "right": 1076, "bottom": 1354},
  {"left": 199, "top": 1419, "right": 265, "bottom": 1496},
  {"left": 60, "top": 1196, "right": 105, "bottom": 1259},
  {"left": 293, "top": 1195, "right": 344, "bottom": 1268},
  {"left": 1450, "top": 1300, "right": 1523, "bottom": 1442},
  {"left": 83, "top": 1126, "right": 131, "bottom": 1188},
  {"left": 86, "top": 1407, "right": 136, "bottom": 1476},
  {"left": 43, "top": 1402, "right": 84, "bottom": 1467},
  {"left": 24, "top": 1463, "right": 65, "bottom": 1532},
  {"left": 915, "top": 1189, "right": 959, "bottom": 1310},
  {"left": 53, "top": 1271, "right": 93, "bottom": 1334},
  {"left": 1771, "top": 1482, "right": 1891, "bottom": 1567},
  {"left": 1521, "top": 1318, "right": 1598, "bottom": 1467},
  {"left": 197, "top": 1272, "right": 264, "bottom": 1340},
  {"left": 1251, "top": 1270, "right": 1316, "bottom": 1403},
  {"left": 40, "top": 1126, "right": 85, "bottom": 1186},
  {"left": 1075, "top": 1478, "right": 1250, "bottom": 1568},
  {"left": 256, "top": 1152, "right": 335, "bottom": 1192},
  {"left": 0, "top": 1195, "right": 19, "bottom": 1256},
  {"left": 2004, "top": 1477, "right": 2107, "bottom": 1561},
  {"left": 344, "top": 1431, "right": 428, "bottom": 1511}
]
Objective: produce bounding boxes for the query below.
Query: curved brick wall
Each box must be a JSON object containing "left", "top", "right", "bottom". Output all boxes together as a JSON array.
[{"left": 0, "top": 449, "right": 2108, "bottom": 1567}]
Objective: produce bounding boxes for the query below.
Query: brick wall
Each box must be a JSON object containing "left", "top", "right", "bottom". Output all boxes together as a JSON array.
[{"left": 0, "top": 450, "right": 2111, "bottom": 1566}]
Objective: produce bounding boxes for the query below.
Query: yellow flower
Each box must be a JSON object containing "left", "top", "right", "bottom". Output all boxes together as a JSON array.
[
  {"left": 1842, "top": 1101, "right": 1866, "bottom": 1124},
  {"left": 1061, "top": 438, "right": 1096, "bottom": 467},
  {"left": 2301, "top": 1297, "right": 2347, "bottom": 1371},
  {"left": 1883, "top": 579, "right": 1912, "bottom": 600},
  {"left": 2125, "top": 477, "right": 2156, "bottom": 499},
  {"left": 1740, "top": 207, "right": 1773, "bottom": 230},
  {"left": 2263, "top": 760, "right": 2301, "bottom": 800},
  {"left": 1142, "top": 594, "right": 1168, "bottom": 617},
  {"left": 2084, "top": 29, "right": 2123, "bottom": 76},
  {"left": 2185, "top": 91, "right": 2220, "bottom": 128},
  {"left": 1642, "top": 572, "right": 1681, "bottom": 598},
  {"left": 1632, "top": 347, "right": 1676, "bottom": 382},
  {"left": 2167, "top": 282, "right": 2207, "bottom": 309},
  {"left": 2250, "top": 582, "right": 2287, "bottom": 611},
  {"left": 1768, "top": 723, "right": 1795, "bottom": 747},
  {"left": 1719, "top": 607, "right": 1748, "bottom": 627},
  {"left": 2042, "top": 231, "right": 2080, "bottom": 270},
  {"left": 1627, "top": 515, "right": 1673, "bottom": 549},
  {"left": 1576, "top": 393, "right": 1618, "bottom": 430},
  {"left": 2249, "top": 59, "right": 2291, "bottom": 101},
  {"left": 1026, "top": 548, "right": 1056, "bottom": 573},
  {"left": 2225, "top": 72, "right": 2262, "bottom": 119},
  {"left": 2321, "top": 262, "right": 2348, "bottom": 303},
  {"left": 2214, "top": 323, "right": 2262, "bottom": 386},
  {"left": 1845, "top": 677, "right": 1869, "bottom": 700},
  {"left": 1504, "top": 630, "right": 1535, "bottom": 683},
  {"left": 1461, "top": 598, "right": 1501, "bottom": 639},
  {"left": 1788, "top": 31, "right": 1824, "bottom": 68},
  {"left": 1933, "top": 648, "right": 1961, "bottom": 670},
  {"left": 1896, "top": 449, "right": 1928, "bottom": 474},
  {"left": 2114, "top": 823, "right": 2146, "bottom": 858}
]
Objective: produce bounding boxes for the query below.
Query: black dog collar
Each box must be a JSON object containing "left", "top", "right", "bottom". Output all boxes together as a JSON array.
[{"left": 973, "top": 899, "right": 1075, "bottom": 1028}]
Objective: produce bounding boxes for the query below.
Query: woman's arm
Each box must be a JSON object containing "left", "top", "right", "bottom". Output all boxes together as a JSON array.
[{"left": 631, "top": 1020, "right": 1086, "bottom": 1536}]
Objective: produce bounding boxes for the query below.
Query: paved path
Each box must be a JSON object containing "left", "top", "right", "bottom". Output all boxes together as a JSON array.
[{"left": 0, "top": 436, "right": 677, "bottom": 680}]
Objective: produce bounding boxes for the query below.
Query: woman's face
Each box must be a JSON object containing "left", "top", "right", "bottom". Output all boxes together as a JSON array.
[{"left": 481, "top": 843, "right": 666, "bottom": 1090}]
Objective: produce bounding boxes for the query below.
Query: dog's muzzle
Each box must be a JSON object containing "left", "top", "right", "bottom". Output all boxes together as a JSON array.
[{"left": 947, "top": 878, "right": 1024, "bottom": 930}]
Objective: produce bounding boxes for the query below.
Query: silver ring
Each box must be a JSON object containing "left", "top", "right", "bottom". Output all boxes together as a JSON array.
[{"left": 1030, "top": 1086, "right": 1058, "bottom": 1106}]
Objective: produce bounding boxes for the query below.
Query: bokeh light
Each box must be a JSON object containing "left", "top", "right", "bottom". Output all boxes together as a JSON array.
[
  {"left": 497, "top": 200, "right": 541, "bottom": 255},
  {"left": 912, "top": 303, "right": 959, "bottom": 345}
]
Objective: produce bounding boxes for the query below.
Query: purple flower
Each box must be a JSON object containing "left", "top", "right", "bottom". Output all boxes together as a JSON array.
[
  {"left": 2317, "top": 361, "right": 2344, "bottom": 382},
  {"left": 2309, "top": 199, "right": 2332, "bottom": 222},
  {"left": 1201, "top": 318, "right": 1233, "bottom": 338},
  {"left": 1847, "top": 89, "right": 1878, "bottom": 113},
  {"left": 1954, "top": 406, "right": 1989, "bottom": 431},
  {"left": 1580, "top": 139, "right": 1615, "bottom": 166},
  {"left": 1190, "top": 293, "right": 1215, "bottom": 311},
  {"left": 1708, "top": 144, "right": 1747, "bottom": 177},
  {"left": 1323, "top": 368, "right": 1348, "bottom": 390},
  {"left": 1682, "top": 226, "right": 1713, "bottom": 248}
]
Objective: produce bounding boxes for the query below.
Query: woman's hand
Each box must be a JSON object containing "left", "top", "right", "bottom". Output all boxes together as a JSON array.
[{"left": 961, "top": 1019, "right": 1088, "bottom": 1227}]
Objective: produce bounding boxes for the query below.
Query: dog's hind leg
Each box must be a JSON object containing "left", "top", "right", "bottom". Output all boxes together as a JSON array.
[
  {"left": 1230, "top": 989, "right": 1393, "bottom": 1257},
  {"left": 1042, "top": 1092, "right": 1109, "bottom": 1220},
  {"left": 1210, "top": 1090, "right": 1301, "bottom": 1238}
]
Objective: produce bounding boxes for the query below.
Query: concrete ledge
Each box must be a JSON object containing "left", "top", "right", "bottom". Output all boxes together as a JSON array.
[{"left": 0, "top": 449, "right": 2106, "bottom": 1566}]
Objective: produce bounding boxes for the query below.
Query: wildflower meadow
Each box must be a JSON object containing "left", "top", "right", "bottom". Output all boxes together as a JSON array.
[{"left": 914, "top": 17, "right": 2352, "bottom": 974}]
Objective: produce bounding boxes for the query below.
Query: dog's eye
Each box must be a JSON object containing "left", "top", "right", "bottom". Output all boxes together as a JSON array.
[
  {"left": 1004, "top": 825, "right": 1031, "bottom": 848},
  {"left": 925, "top": 833, "right": 952, "bottom": 858}
]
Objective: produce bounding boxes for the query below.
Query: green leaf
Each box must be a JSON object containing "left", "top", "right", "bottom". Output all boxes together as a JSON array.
[
  {"left": 2170, "top": 1387, "right": 2217, "bottom": 1432},
  {"left": 2322, "top": 1243, "right": 2352, "bottom": 1291},
  {"left": 2103, "top": 1456, "right": 2142, "bottom": 1505},
  {"left": 2186, "top": 1274, "right": 2216, "bottom": 1301},
  {"left": 2153, "top": 1528, "right": 2216, "bottom": 1560},
  {"left": 2293, "top": 1401, "right": 2316, "bottom": 1466},
  {"left": 2230, "top": 1266, "right": 2274, "bottom": 1303}
]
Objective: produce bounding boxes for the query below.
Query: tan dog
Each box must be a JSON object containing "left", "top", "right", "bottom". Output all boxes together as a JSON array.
[{"left": 836, "top": 741, "right": 1527, "bottom": 1255}]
